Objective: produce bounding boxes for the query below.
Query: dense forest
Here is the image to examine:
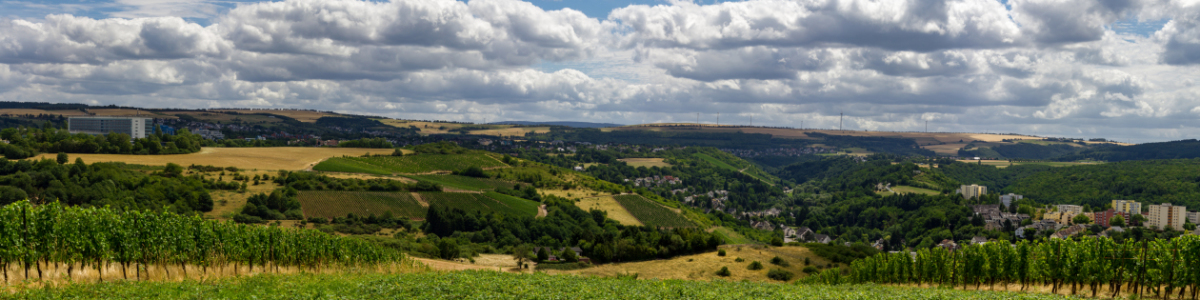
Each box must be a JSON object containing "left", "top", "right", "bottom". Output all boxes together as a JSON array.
[
  {"left": 1057, "top": 139, "right": 1200, "bottom": 161},
  {"left": 0, "top": 126, "right": 206, "bottom": 159},
  {"left": 0, "top": 157, "right": 233, "bottom": 213},
  {"left": 421, "top": 195, "right": 721, "bottom": 263}
]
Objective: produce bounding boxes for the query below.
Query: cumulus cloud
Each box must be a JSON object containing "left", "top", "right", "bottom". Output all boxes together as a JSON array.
[{"left": 0, "top": 0, "right": 1197, "bottom": 142}]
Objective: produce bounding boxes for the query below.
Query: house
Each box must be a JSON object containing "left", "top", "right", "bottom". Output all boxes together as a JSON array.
[
  {"left": 573, "top": 166, "right": 584, "bottom": 171},
  {"left": 971, "top": 236, "right": 988, "bottom": 245},
  {"left": 784, "top": 226, "right": 814, "bottom": 243},
  {"left": 938, "top": 239, "right": 960, "bottom": 251},
  {"left": 812, "top": 234, "right": 832, "bottom": 244},
  {"left": 999, "top": 193, "right": 1023, "bottom": 209},
  {"left": 1051, "top": 224, "right": 1088, "bottom": 239},
  {"left": 1100, "top": 226, "right": 1125, "bottom": 237}
]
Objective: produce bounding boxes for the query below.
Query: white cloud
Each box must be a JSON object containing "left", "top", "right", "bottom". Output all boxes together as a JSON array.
[{"left": 0, "top": 0, "right": 1197, "bottom": 142}]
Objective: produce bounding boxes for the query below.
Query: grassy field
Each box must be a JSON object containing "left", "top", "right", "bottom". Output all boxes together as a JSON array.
[
  {"left": 298, "top": 191, "right": 427, "bottom": 220},
  {"left": 710, "top": 226, "right": 757, "bottom": 244},
  {"left": 555, "top": 245, "right": 829, "bottom": 283},
  {"left": 576, "top": 196, "right": 643, "bottom": 226},
  {"left": 468, "top": 126, "right": 550, "bottom": 137},
  {"left": 33, "top": 147, "right": 381, "bottom": 171},
  {"left": 9, "top": 270, "right": 1075, "bottom": 299},
  {"left": 618, "top": 158, "right": 671, "bottom": 168},
  {"left": 418, "top": 192, "right": 537, "bottom": 217},
  {"left": 879, "top": 185, "right": 941, "bottom": 196},
  {"left": 315, "top": 153, "right": 507, "bottom": 174},
  {"left": 403, "top": 174, "right": 519, "bottom": 191},
  {"left": 613, "top": 195, "right": 694, "bottom": 228},
  {"left": 692, "top": 153, "right": 772, "bottom": 184}
]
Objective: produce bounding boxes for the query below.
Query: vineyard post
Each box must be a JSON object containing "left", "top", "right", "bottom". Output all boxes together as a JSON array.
[{"left": 1139, "top": 239, "right": 1148, "bottom": 298}]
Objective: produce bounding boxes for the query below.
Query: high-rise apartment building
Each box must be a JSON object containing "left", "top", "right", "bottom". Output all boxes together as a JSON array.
[
  {"left": 1112, "top": 200, "right": 1142, "bottom": 215},
  {"left": 1056, "top": 204, "right": 1084, "bottom": 215},
  {"left": 1148, "top": 203, "right": 1187, "bottom": 231},
  {"left": 68, "top": 116, "right": 153, "bottom": 139},
  {"left": 959, "top": 184, "right": 987, "bottom": 200}
]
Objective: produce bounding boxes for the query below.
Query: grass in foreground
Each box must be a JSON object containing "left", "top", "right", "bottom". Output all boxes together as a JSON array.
[{"left": 11, "top": 270, "right": 1079, "bottom": 299}]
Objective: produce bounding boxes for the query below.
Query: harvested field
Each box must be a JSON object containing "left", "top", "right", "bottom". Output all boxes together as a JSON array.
[
  {"left": 618, "top": 158, "right": 671, "bottom": 168},
  {"left": 214, "top": 110, "right": 338, "bottom": 122},
  {"left": 298, "top": 191, "right": 427, "bottom": 220},
  {"left": 468, "top": 127, "right": 549, "bottom": 137},
  {"left": 0, "top": 108, "right": 90, "bottom": 117},
  {"left": 378, "top": 120, "right": 467, "bottom": 134},
  {"left": 32, "top": 147, "right": 380, "bottom": 170},
  {"left": 576, "top": 196, "right": 642, "bottom": 226},
  {"left": 548, "top": 245, "right": 830, "bottom": 283}
]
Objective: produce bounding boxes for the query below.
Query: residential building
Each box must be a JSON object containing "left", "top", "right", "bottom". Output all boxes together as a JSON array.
[
  {"left": 1113, "top": 200, "right": 1142, "bottom": 215},
  {"left": 1189, "top": 211, "right": 1200, "bottom": 225},
  {"left": 959, "top": 184, "right": 987, "bottom": 200},
  {"left": 1044, "top": 211, "right": 1080, "bottom": 225},
  {"left": 1148, "top": 203, "right": 1188, "bottom": 231},
  {"left": 68, "top": 116, "right": 153, "bottom": 139},
  {"left": 1000, "top": 193, "right": 1023, "bottom": 209},
  {"left": 1051, "top": 224, "right": 1088, "bottom": 239},
  {"left": 1056, "top": 205, "right": 1084, "bottom": 215},
  {"left": 971, "top": 236, "right": 988, "bottom": 245},
  {"left": 1093, "top": 209, "right": 1127, "bottom": 227}
]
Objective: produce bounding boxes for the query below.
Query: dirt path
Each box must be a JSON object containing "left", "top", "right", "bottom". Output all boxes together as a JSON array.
[
  {"left": 536, "top": 204, "right": 547, "bottom": 218},
  {"left": 443, "top": 187, "right": 484, "bottom": 194},
  {"left": 413, "top": 258, "right": 507, "bottom": 272},
  {"left": 411, "top": 192, "right": 429, "bottom": 207}
]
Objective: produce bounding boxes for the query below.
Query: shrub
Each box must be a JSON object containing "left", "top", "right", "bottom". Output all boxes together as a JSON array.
[
  {"left": 747, "top": 261, "right": 763, "bottom": 270},
  {"left": 802, "top": 266, "right": 819, "bottom": 274},
  {"left": 734, "top": 257, "right": 745, "bottom": 262},
  {"left": 718, "top": 249, "right": 726, "bottom": 256},
  {"left": 768, "top": 269, "right": 794, "bottom": 281},
  {"left": 770, "top": 256, "right": 790, "bottom": 267},
  {"left": 804, "top": 257, "right": 811, "bottom": 266},
  {"left": 716, "top": 266, "right": 731, "bottom": 277}
]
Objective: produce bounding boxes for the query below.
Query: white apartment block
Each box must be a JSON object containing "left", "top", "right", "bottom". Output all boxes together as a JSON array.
[
  {"left": 1112, "top": 200, "right": 1142, "bottom": 215},
  {"left": 959, "top": 184, "right": 987, "bottom": 200},
  {"left": 1148, "top": 203, "right": 1187, "bottom": 231},
  {"left": 68, "top": 116, "right": 153, "bottom": 139},
  {"left": 1056, "top": 204, "right": 1084, "bottom": 215}
]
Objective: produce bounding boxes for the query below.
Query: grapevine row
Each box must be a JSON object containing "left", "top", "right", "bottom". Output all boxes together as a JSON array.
[
  {"left": 0, "top": 200, "right": 408, "bottom": 282},
  {"left": 809, "top": 236, "right": 1200, "bottom": 299}
]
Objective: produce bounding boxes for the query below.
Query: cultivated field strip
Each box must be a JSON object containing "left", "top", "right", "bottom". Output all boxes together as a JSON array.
[
  {"left": 613, "top": 195, "right": 695, "bottom": 228},
  {"left": 324, "top": 154, "right": 508, "bottom": 174},
  {"left": 418, "top": 192, "right": 537, "bottom": 217},
  {"left": 297, "top": 191, "right": 426, "bottom": 220}
]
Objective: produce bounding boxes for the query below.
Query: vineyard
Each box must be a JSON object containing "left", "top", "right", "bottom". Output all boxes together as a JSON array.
[
  {"left": 14, "top": 270, "right": 1077, "bottom": 299},
  {"left": 613, "top": 195, "right": 695, "bottom": 228},
  {"left": 317, "top": 153, "right": 507, "bottom": 174},
  {"left": 812, "top": 236, "right": 1200, "bottom": 299},
  {"left": 418, "top": 192, "right": 537, "bottom": 217},
  {"left": 297, "top": 191, "right": 426, "bottom": 220},
  {"left": 402, "top": 174, "right": 518, "bottom": 191},
  {"left": 311, "top": 157, "right": 394, "bottom": 175},
  {"left": 0, "top": 201, "right": 410, "bottom": 284}
]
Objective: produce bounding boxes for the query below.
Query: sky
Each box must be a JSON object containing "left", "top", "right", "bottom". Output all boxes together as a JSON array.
[{"left": 0, "top": 0, "right": 1199, "bottom": 143}]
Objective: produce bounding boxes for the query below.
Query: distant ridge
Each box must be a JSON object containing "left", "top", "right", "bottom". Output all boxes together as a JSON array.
[{"left": 489, "top": 121, "right": 622, "bottom": 128}]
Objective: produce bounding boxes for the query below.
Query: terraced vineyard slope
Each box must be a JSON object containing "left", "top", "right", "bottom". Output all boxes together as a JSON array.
[
  {"left": 298, "top": 191, "right": 427, "bottom": 220},
  {"left": 418, "top": 192, "right": 538, "bottom": 217},
  {"left": 613, "top": 195, "right": 695, "bottom": 228}
]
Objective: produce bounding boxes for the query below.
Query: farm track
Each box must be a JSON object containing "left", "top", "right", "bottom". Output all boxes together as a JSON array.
[{"left": 411, "top": 193, "right": 428, "bottom": 207}]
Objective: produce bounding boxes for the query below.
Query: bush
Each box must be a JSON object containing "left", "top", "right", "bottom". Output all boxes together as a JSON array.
[
  {"left": 802, "top": 266, "right": 819, "bottom": 274},
  {"left": 747, "top": 261, "right": 763, "bottom": 270},
  {"left": 717, "top": 249, "right": 726, "bottom": 256},
  {"left": 804, "top": 257, "right": 811, "bottom": 266},
  {"left": 734, "top": 257, "right": 745, "bottom": 262},
  {"left": 715, "top": 266, "right": 731, "bottom": 277},
  {"left": 768, "top": 269, "right": 794, "bottom": 281},
  {"left": 770, "top": 256, "right": 790, "bottom": 267}
]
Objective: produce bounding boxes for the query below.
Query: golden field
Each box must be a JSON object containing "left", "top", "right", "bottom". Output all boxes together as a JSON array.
[
  {"left": 33, "top": 147, "right": 384, "bottom": 171},
  {"left": 547, "top": 245, "right": 832, "bottom": 283}
]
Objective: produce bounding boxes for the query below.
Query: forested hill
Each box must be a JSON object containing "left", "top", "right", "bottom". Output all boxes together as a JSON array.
[
  {"left": 1002, "top": 159, "right": 1200, "bottom": 210},
  {"left": 1055, "top": 139, "right": 1200, "bottom": 162}
]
